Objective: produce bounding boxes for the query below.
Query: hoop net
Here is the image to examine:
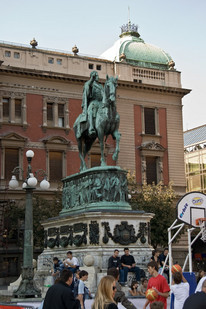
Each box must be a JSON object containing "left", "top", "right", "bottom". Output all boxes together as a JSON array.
[{"left": 196, "top": 218, "right": 206, "bottom": 243}]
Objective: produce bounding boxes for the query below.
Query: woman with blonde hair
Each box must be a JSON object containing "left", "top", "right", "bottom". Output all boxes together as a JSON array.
[{"left": 92, "top": 275, "right": 118, "bottom": 309}]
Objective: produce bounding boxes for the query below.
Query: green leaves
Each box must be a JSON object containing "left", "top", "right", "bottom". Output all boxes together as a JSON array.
[
  {"left": 33, "top": 192, "right": 62, "bottom": 247},
  {"left": 127, "top": 172, "right": 177, "bottom": 248},
  {"left": 4, "top": 191, "right": 62, "bottom": 249}
]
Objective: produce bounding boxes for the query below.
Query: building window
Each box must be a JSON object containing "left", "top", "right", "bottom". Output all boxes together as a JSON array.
[
  {"left": 14, "top": 52, "right": 20, "bottom": 59},
  {"left": 49, "top": 151, "right": 63, "bottom": 181},
  {"left": 47, "top": 102, "right": 65, "bottom": 127},
  {"left": 48, "top": 57, "right": 54, "bottom": 64},
  {"left": 57, "top": 58, "right": 62, "bottom": 65},
  {"left": 3, "top": 98, "right": 9, "bottom": 119},
  {"left": 144, "top": 108, "right": 155, "bottom": 135},
  {"left": 141, "top": 106, "right": 159, "bottom": 136},
  {"left": 47, "top": 103, "right": 54, "bottom": 126},
  {"left": 146, "top": 156, "right": 157, "bottom": 184},
  {"left": 96, "top": 65, "right": 101, "bottom": 71},
  {"left": 89, "top": 63, "right": 94, "bottom": 69},
  {"left": 58, "top": 104, "right": 64, "bottom": 127},
  {"left": 185, "top": 147, "right": 206, "bottom": 193},
  {"left": 43, "top": 97, "right": 69, "bottom": 130},
  {"left": 5, "top": 51, "right": 11, "bottom": 57},
  {"left": 90, "top": 154, "right": 101, "bottom": 168},
  {"left": 1, "top": 95, "right": 25, "bottom": 125},
  {"left": 15, "top": 99, "right": 22, "bottom": 120},
  {"left": 5, "top": 148, "right": 19, "bottom": 181}
]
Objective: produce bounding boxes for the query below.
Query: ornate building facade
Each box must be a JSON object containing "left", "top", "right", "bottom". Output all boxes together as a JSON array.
[{"left": 0, "top": 21, "right": 190, "bottom": 279}]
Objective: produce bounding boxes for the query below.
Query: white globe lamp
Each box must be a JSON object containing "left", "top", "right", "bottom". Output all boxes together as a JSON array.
[
  {"left": 9, "top": 175, "right": 19, "bottom": 189},
  {"left": 40, "top": 179, "right": 50, "bottom": 190},
  {"left": 27, "top": 173, "right": 38, "bottom": 187}
]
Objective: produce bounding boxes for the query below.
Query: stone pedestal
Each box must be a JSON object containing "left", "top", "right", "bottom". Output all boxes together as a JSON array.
[
  {"left": 37, "top": 210, "right": 153, "bottom": 292},
  {"left": 37, "top": 167, "right": 154, "bottom": 293}
]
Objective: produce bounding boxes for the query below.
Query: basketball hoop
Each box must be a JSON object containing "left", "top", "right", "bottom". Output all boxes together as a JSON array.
[{"left": 195, "top": 218, "right": 206, "bottom": 243}]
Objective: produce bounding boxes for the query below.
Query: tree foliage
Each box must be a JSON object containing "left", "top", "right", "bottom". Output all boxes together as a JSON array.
[
  {"left": 4, "top": 191, "right": 62, "bottom": 249},
  {"left": 32, "top": 191, "right": 62, "bottom": 247},
  {"left": 127, "top": 171, "right": 177, "bottom": 248}
]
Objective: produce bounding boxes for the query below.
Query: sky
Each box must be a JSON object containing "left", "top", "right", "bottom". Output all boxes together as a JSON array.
[{"left": 0, "top": 0, "right": 205, "bottom": 131}]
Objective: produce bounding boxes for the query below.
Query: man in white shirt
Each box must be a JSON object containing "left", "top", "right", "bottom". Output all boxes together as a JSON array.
[
  {"left": 171, "top": 271, "right": 189, "bottom": 309},
  {"left": 63, "top": 251, "right": 79, "bottom": 274},
  {"left": 195, "top": 275, "right": 206, "bottom": 292}
]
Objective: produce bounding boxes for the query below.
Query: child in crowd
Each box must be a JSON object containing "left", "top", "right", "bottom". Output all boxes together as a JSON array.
[
  {"left": 143, "top": 261, "right": 170, "bottom": 309},
  {"left": 138, "top": 278, "right": 148, "bottom": 296},
  {"left": 170, "top": 271, "right": 189, "bottom": 309},
  {"left": 77, "top": 270, "right": 89, "bottom": 309},
  {"left": 129, "top": 281, "right": 140, "bottom": 296}
]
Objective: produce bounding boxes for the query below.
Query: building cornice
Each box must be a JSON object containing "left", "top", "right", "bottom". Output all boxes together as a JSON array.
[{"left": 0, "top": 66, "right": 191, "bottom": 97}]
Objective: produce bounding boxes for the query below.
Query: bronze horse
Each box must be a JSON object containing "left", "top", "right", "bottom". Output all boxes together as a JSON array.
[{"left": 73, "top": 75, "right": 121, "bottom": 171}]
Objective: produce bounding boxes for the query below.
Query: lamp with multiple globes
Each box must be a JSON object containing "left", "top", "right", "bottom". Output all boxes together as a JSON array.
[{"left": 9, "top": 150, "right": 50, "bottom": 298}]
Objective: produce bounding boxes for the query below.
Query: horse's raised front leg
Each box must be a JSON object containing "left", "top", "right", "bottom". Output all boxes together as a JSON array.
[{"left": 112, "top": 130, "right": 121, "bottom": 161}]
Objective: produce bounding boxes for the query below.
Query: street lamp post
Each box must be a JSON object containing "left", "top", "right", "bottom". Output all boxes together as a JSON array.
[{"left": 9, "top": 150, "right": 50, "bottom": 298}]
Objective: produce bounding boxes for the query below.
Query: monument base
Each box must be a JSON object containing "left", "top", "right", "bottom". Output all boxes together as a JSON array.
[
  {"left": 37, "top": 210, "right": 154, "bottom": 292},
  {"left": 61, "top": 166, "right": 131, "bottom": 215}
]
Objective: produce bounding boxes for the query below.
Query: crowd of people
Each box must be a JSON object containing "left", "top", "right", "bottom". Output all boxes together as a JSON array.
[{"left": 41, "top": 248, "right": 206, "bottom": 309}]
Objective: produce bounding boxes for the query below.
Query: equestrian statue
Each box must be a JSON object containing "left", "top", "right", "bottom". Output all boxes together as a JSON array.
[{"left": 73, "top": 71, "right": 121, "bottom": 171}]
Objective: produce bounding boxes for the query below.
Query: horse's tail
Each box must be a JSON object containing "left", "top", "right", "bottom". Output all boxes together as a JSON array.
[{"left": 104, "top": 135, "right": 109, "bottom": 143}]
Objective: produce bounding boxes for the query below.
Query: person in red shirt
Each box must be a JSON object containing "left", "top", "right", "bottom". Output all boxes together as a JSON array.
[{"left": 143, "top": 261, "right": 170, "bottom": 309}]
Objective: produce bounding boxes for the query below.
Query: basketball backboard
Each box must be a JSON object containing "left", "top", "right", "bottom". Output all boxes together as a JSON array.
[{"left": 176, "top": 192, "right": 206, "bottom": 227}]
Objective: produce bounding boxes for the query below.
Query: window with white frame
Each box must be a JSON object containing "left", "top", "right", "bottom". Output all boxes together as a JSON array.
[
  {"left": 0, "top": 134, "right": 26, "bottom": 183},
  {"left": 46, "top": 102, "right": 65, "bottom": 127},
  {"left": 43, "top": 97, "right": 69, "bottom": 130},
  {"left": 58, "top": 104, "right": 64, "bottom": 127},
  {"left": 140, "top": 142, "right": 165, "bottom": 185},
  {"left": 1, "top": 93, "right": 26, "bottom": 125}
]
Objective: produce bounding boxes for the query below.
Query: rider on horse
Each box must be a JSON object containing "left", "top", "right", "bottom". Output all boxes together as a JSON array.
[{"left": 77, "top": 71, "right": 103, "bottom": 138}]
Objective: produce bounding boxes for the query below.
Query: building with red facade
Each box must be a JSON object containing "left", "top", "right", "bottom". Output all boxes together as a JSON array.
[{"left": 0, "top": 22, "right": 190, "bottom": 280}]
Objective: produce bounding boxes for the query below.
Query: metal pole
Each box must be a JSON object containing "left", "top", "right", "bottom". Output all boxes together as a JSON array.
[
  {"left": 168, "top": 226, "right": 172, "bottom": 288},
  {"left": 23, "top": 188, "right": 34, "bottom": 268},
  {"left": 188, "top": 228, "right": 193, "bottom": 273},
  {"left": 13, "top": 158, "right": 41, "bottom": 298},
  {"left": 182, "top": 228, "right": 202, "bottom": 271}
]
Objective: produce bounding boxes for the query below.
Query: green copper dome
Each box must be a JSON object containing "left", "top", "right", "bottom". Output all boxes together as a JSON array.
[{"left": 100, "top": 21, "right": 175, "bottom": 70}]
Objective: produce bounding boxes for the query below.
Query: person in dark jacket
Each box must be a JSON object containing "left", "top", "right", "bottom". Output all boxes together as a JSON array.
[
  {"left": 43, "top": 269, "right": 80, "bottom": 309},
  {"left": 107, "top": 268, "right": 136, "bottom": 309},
  {"left": 51, "top": 257, "right": 65, "bottom": 279},
  {"left": 108, "top": 249, "right": 124, "bottom": 284},
  {"left": 183, "top": 278, "right": 206, "bottom": 309}
]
